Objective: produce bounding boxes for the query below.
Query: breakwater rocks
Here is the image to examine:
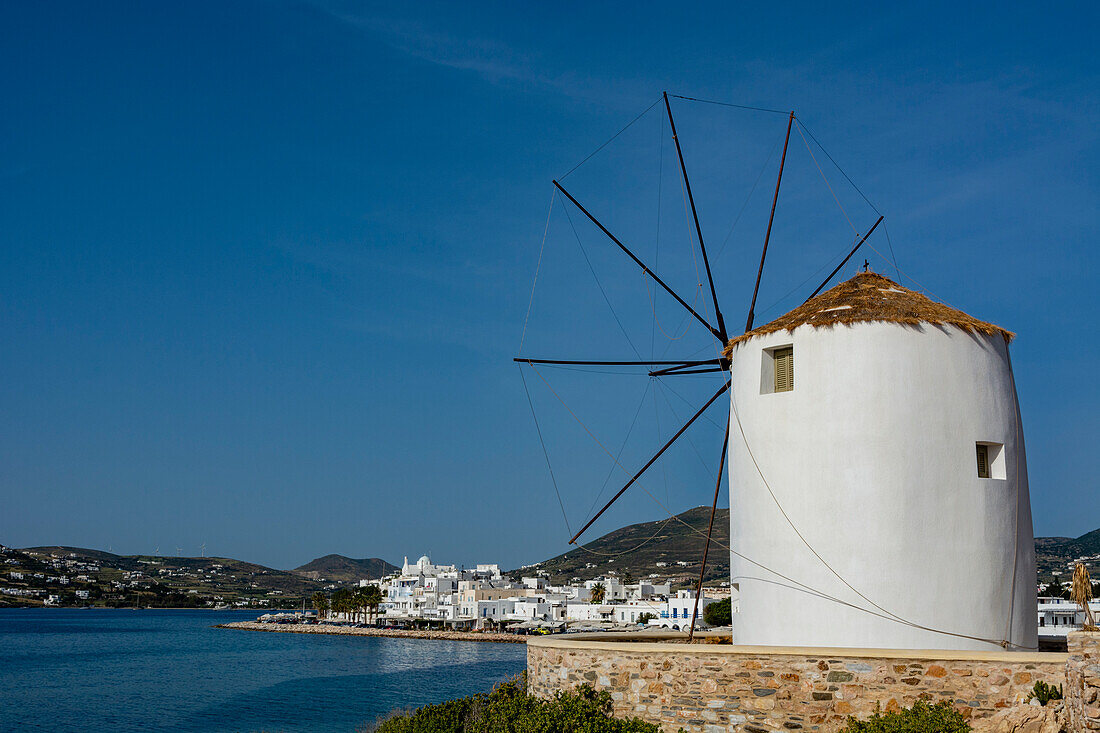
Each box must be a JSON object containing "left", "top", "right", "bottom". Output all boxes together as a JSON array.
[{"left": 217, "top": 621, "right": 526, "bottom": 644}]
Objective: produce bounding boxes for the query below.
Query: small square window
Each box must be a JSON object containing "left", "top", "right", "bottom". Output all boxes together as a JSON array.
[
  {"left": 774, "top": 348, "right": 794, "bottom": 392},
  {"left": 976, "top": 445, "right": 990, "bottom": 478},
  {"left": 976, "top": 442, "right": 1006, "bottom": 479},
  {"left": 761, "top": 345, "right": 794, "bottom": 394}
]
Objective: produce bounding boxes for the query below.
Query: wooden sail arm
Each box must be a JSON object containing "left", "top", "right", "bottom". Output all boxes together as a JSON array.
[
  {"left": 746, "top": 111, "right": 795, "bottom": 333},
  {"left": 569, "top": 379, "right": 731, "bottom": 545},
  {"left": 664, "top": 91, "right": 728, "bottom": 343},
  {"left": 648, "top": 360, "right": 729, "bottom": 377},
  {"left": 553, "top": 180, "right": 724, "bottom": 343},
  {"left": 804, "top": 216, "right": 884, "bottom": 301},
  {"left": 648, "top": 366, "right": 727, "bottom": 377},
  {"left": 514, "top": 357, "right": 721, "bottom": 368},
  {"left": 688, "top": 415, "right": 730, "bottom": 641}
]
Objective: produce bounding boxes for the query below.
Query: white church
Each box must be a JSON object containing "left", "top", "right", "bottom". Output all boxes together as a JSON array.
[{"left": 726, "top": 271, "right": 1036, "bottom": 651}]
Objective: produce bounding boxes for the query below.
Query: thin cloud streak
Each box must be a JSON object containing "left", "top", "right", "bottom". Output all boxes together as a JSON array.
[{"left": 315, "top": 5, "right": 563, "bottom": 92}]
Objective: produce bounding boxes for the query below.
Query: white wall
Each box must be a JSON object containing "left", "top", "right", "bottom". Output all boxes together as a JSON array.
[{"left": 728, "top": 322, "right": 1036, "bottom": 651}]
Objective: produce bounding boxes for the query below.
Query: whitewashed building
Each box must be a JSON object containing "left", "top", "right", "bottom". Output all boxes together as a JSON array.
[
  {"left": 1037, "top": 597, "right": 1100, "bottom": 644},
  {"left": 727, "top": 272, "right": 1036, "bottom": 651}
]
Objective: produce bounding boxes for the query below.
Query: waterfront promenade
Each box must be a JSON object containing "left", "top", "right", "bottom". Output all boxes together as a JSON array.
[{"left": 219, "top": 620, "right": 526, "bottom": 643}]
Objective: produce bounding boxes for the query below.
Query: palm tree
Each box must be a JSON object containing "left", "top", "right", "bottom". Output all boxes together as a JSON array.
[
  {"left": 353, "top": 588, "right": 371, "bottom": 624},
  {"left": 331, "top": 588, "right": 353, "bottom": 621},
  {"left": 363, "top": 584, "right": 384, "bottom": 626},
  {"left": 590, "top": 582, "right": 606, "bottom": 604},
  {"left": 311, "top": 591, "right": 329, "bottom": 620},
  {"left": 1072, "top": 563, "right": 1097, "bottom": 631}
]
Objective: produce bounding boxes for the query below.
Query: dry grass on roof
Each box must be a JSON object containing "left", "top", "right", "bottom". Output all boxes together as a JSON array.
[{"left": 724, "top": 272, "right": 1013, "bottom": 356}]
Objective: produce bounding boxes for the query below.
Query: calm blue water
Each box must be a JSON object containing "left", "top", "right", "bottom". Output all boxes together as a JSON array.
[{"left": 0, "top": 609, "right": 527, "bottom": 732}]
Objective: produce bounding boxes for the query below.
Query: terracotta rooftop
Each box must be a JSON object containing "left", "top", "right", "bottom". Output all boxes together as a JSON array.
[{"left": 725, "top": 271, "right": 1013, "bottom": 356}]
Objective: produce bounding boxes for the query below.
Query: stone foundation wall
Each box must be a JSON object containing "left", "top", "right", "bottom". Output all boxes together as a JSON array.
[
  {"left": 527, "top": 634, "right": 1066, "bottom": 732},
  {"left": 1067, "top": 631, "right": 1100, "bottom": 731}
]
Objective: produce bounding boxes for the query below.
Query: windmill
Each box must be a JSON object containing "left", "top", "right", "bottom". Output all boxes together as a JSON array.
[
  {"left": 199, "top": 543, "right": 206, "bottom": 559},
  {"left": 176, "top": 547, "right": 182, "bottom": 558},
  {"left": 154, "top": 546, "right": 160, "bottom": 557},
  {"left": 516, "top": 93, "right": 1036, "bottom": 652},
  {"left": 516, "top": 92, "right": 885, "bottom": 640}
]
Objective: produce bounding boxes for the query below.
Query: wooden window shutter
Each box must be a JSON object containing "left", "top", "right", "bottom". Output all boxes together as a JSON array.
[
  {"left": 976, "top": 444, "right": 989, "bottom": 478},
  {"left": 774, "top": 347, "right": 794, "bottom": 392}
]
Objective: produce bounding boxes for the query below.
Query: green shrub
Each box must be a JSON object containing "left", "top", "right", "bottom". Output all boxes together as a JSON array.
[
  {"left": 841, "top": 700, "right": 970, "bottom": 733},
  {"left": 702, "top": 597, "right": 731, "bottom": 626},
  {"left": 365, "top": 675, "right": 661, "bottom": 733},
  {"left": 1025, "top": 680, "right": 1063, "bottom": 706}
]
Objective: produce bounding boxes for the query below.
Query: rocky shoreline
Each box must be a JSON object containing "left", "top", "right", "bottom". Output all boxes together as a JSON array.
[{"left": 217, "top": 621, "right": 526, "bottom": 644}]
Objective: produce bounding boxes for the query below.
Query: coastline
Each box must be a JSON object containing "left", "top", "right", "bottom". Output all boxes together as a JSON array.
[{"left": 217, "top": 621, "right": 527, "bottom": 644}]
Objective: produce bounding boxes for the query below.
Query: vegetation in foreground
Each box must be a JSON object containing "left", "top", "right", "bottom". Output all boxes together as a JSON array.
[
  {"left": 368, "top": 679, "right": 981, "bottom": 733},
  {"left": 364, "top": 675, "right": 662, "bottom": 733},
  {"left": 1025, "top": 680, "right": 1064, "bottom": 706},
  {"left": 841, "top": 700, "right": 970, "bottom": 733}
]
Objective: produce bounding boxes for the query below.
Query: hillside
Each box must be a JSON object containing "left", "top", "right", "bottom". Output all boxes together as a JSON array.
[
  {"left": 515, "top": 506, "right": 731, "bottom": 586},
  {"left": 292, "top": 554, "right": 398, "bottom": 583},
  {"left": 27, "top": 546, "right": 319, "bottom": 591},
  {"left": 26, "top": 545, "right": 125, "bottom": 563},
  {"left": 1036, "top": 527, "right": 1100, "bottom": 580},
  {"left": 4, "top": 545, "right": 342, "bottom": 608}
]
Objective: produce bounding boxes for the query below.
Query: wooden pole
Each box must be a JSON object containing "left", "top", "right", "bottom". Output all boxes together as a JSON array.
[
  {"left": 804, "top": 216, "right": 884, "bottom": 301},
  {"left": 514, "top": 357, "right": 720, "bottom": 368},
  {"left": 688, "top": 417, "right": 730, "bottom": 642},
  {"left": 664, "top": 92, "right": 727, "bottom": 342},
  {"left": 553, "top": 180, "right": 723, "bottom": 342},
  {"left": 569, "top": 380, "right": 730, "bottom": 545},
  {"left": 647, "top": 366, "right": 727, "bottom": 377}
]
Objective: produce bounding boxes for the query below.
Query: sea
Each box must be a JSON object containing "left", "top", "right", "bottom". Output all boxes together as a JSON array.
[{"left": 0, "top": 608, "right": 528, "bottom": 732}]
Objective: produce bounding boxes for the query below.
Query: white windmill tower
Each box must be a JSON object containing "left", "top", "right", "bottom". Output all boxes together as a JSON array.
[{"left": 725, "top": 271, "right": 1035, "bottom": 651}]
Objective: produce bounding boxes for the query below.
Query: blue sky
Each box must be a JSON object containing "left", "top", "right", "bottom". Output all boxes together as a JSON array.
[{"left": 1, "top": 1, "right": 1096, "bottom": 570}]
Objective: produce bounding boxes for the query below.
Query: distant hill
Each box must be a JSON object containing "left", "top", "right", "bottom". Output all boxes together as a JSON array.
[
  {"left": 1063, "top": 528, "right": 1100, "bottom": 556},
  {"left": 513, "top": 506, "right": 731, "bottom": 586},
  {"left": 8, "top": 545, "right": 332, "bottom": 607},
  {"left": 514, "top": 508, "right": 1099, "bottom": 587},
  {"left": 1037, "top": 528, "right": 1100, "bottom": 580},
  {"left": 292, "top": 555, "right": 397, "bottom": 583},
  {"left": 27, "top": 546, "right": 124, "bottom": 563}
]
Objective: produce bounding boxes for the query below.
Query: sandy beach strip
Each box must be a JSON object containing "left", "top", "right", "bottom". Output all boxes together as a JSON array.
[{"left": 217, "top": 621, "right": 526, "bottom": 644}]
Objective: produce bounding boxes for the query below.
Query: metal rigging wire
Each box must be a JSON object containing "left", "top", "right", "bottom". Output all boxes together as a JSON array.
[
  {"left": 518, "top": 189, "right": 557, "bottom": 355},
  {"left": 559, "top": 97, "right": 663, "bottom": 181},
  {"left": 581, "top": 380, "right": 655, "bottom": 530},
  {"left": 561, "top": 202, "right": 645, "bottom": 361},
  {"left": 794, "top": 118, "right": 882, "bottom": 216},
  {"left": 669, "top": 94, "right": 789, "bottom": 116},
  {"left": 713, "top": 127, "right": 786, "bottom": 262},
  {"left": 518, "top": 364, "right": 571, "bottom": 536}
]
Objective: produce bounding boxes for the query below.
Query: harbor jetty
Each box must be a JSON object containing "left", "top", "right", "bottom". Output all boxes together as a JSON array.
[{"left": 218, "top": 620, "right": 525, "bottom": 644}]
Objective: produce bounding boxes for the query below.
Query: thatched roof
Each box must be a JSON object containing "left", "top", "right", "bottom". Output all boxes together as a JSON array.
[{"left": 725, "top": 272, "right": 1012, "bottom": 356}]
